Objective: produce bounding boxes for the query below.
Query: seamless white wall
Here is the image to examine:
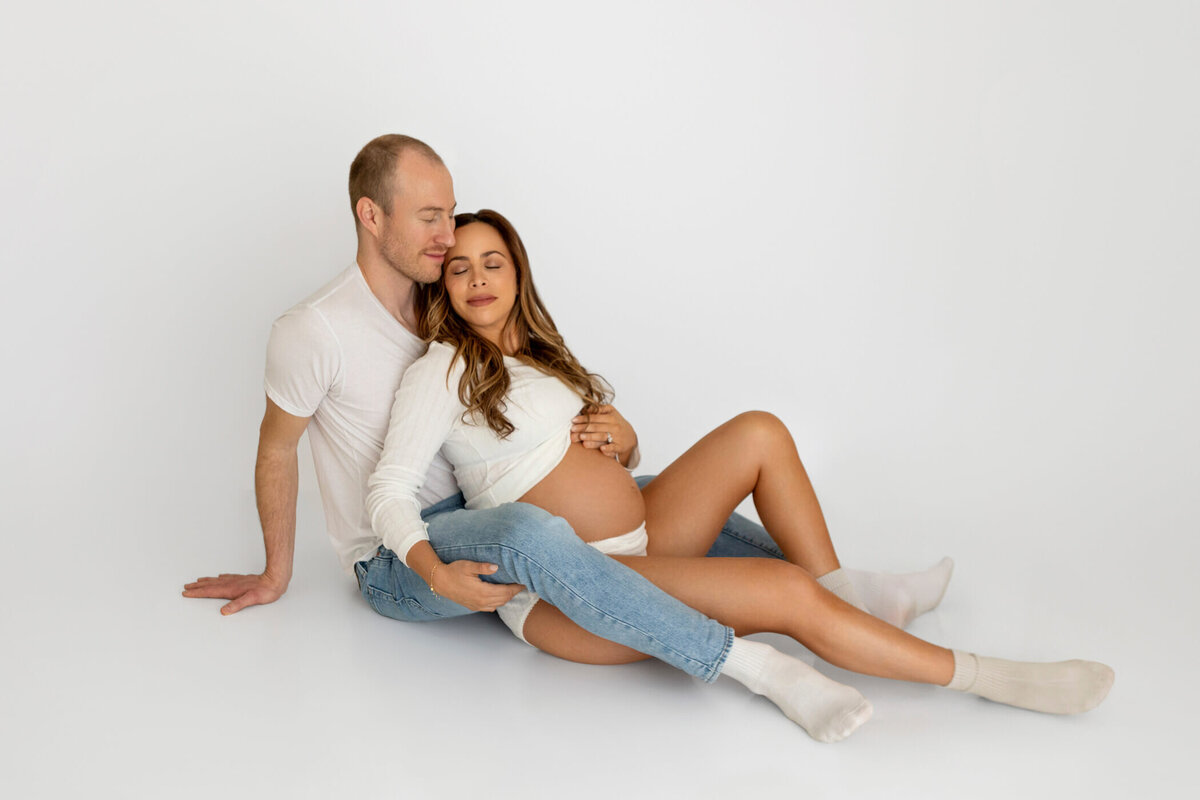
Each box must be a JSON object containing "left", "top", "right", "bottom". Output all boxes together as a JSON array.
[{"left": 3, "top": 0, "right": 1196, "bottom": 577}]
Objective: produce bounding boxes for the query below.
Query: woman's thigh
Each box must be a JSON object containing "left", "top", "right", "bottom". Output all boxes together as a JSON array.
[
  {"left": 642, "top": 413, "right": 769, "bottom": 557},
  {"left": 522, "top": 600, "right": 650, "bottom": 665}
]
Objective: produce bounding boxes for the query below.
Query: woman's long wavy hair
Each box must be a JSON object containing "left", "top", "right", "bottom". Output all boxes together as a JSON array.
[{"left": 414, "top": 209, "right": 610, "bottom": 438}]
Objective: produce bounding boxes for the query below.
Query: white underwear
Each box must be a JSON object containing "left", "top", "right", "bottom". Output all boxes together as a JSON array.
[{"left": 495, "top": 523, "right": 649, "bottom": 644}]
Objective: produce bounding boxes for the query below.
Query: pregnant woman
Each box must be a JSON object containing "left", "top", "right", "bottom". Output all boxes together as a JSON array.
[{"left": 366, "top": 209, "right": 1113, "bottom": 741}]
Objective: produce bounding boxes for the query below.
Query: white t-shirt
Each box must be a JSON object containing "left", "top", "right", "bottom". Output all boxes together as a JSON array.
[
  {"left": 366, "top": 342, "right": 586, "bottom": 564},
  {"left": 264, "top": 264, "right": 459, "bottom": 571}
]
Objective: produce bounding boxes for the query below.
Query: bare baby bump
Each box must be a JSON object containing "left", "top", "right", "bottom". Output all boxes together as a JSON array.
[{"left": 518, "top": 442, "right": 645, "bottom": 542}]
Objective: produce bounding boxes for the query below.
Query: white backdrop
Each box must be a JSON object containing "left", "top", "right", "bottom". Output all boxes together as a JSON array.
[{"left": 2, "top": 2, "right": 1197, "bottom": 798}]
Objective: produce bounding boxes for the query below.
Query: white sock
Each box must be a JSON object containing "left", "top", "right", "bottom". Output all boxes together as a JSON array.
[
  {"left": 946, "top": 650, "right": 1114, "bottom": 714},
  {"left": 816, "top": 568, "right": 869, "bottom": 614},
  {"left": 720, "top": 638, "right": 873, "bottom": 742},
  {"left": 833, "top": 557, "right": 955, "bottom": 629}
]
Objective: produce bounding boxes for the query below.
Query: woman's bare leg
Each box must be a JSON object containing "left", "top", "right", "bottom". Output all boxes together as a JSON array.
[
  {"left": 525, "top": 554, "right": 953, "bottom": 684},
  {"left": 644, "top": 411, "right": 954, "bottom": 627},
  {"left": 643, "top": 411, "right": 839, "bottom": 573},
  {"left": 525, "top": 554, "right": 1113, "bottom": 716}
]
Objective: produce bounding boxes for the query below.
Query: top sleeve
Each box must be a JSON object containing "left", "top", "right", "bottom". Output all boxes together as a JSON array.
[
  {"left": 365, "top": 344, "right": 465, "bottom": 566},
  {"left": 263, "top": 307, "right": 341, "bottom": 417},
  {"left": 624, "top": 444, "right": 642, "bottom": 472}
]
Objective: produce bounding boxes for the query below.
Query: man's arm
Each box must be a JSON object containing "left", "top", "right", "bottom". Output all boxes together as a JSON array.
[{"left": 182, "top": 397, "right": 309, "bottom": 614}]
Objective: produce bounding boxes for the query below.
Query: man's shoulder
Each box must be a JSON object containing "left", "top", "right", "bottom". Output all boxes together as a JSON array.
[
  {"left": 266, "top": 266, "right": 360, "bottom": 356},
  {"left": 276, "top": 264, "right": 362, "bottom": 320},
  {"left": 270, "top": 265, "right": 367, "bottom": 342}
]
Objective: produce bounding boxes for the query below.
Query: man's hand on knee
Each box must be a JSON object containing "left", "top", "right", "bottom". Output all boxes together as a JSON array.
[
  {"left": 182, "top": 572, "right": 287, "bottom": 615},
  {"left": 434, "top": 560, "right": 524, "bottom": 612}
]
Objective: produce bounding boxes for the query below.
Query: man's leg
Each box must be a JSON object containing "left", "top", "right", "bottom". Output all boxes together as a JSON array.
[{"left": 707, "top": 509, "right": 787, "bottom": 559}]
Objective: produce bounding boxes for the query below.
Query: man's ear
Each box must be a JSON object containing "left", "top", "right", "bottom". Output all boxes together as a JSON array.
[{"left": 356, "top": 196, "right": 381, "bottom": 236}]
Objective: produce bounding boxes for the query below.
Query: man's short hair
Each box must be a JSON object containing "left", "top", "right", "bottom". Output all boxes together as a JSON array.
[{"left": 348, "top": 134, "right": 444, "bottom": 224}]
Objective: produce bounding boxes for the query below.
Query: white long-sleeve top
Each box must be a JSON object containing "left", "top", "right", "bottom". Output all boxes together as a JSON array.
[{"left": 366, "top": 341, "right": 587, "bottom": 565}]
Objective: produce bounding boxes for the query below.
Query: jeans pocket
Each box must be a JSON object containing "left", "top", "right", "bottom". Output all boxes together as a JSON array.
[{"left": 364, "top": 585, "right": 448, "bottom": 622}]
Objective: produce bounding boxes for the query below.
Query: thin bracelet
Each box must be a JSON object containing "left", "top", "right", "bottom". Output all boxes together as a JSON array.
[{"left": 429, "top": 564, "right": 440, "bottom": 597}]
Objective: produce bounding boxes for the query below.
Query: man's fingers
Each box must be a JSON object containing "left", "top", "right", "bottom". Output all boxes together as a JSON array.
[
  {"left": 184, "top": 577, "right": 230, "bottom": 588},
  {"left": 184, "top": 578, "right": 237, "bottom": 591},
  {"left": 183, "top": 574, "right": 257, "bottom": 598},
  {"left": 186, "top": 574, "right": 248, "bottom": 587},
  {"left": 221, "top": 592, "right": 258, "bottom": 615},
  {"left": 182, "top": 585, "right": 232, "bottom": 599}
]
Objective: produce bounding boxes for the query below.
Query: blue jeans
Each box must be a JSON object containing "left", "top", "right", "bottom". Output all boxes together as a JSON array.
[{"left": 355, "top": 477, "right": 785, "bottom": 682}]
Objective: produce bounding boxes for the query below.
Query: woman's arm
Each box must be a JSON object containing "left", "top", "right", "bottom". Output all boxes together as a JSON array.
[{"left": 365, "top": 345, "right": 464, "bottom": 565}]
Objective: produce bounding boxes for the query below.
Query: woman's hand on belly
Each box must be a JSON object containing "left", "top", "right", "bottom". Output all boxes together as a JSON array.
[
  {"left": 517, "top": 442, "right": 645, "bottom": 542},
  {"left": 571, "top": 404, "right": 638, "bottom": 465}
]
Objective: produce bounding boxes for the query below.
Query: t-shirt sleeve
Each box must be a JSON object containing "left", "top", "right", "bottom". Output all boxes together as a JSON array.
[
  {"left": 263, "top": 307, "right": 341, "bottom": 417},
  {"left": 365, "top": 345, "right": 465, "bottom": 566}
]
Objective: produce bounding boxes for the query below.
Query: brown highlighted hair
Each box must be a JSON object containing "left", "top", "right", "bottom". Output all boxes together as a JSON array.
[
  {"left": 348, "top": 134, "right": 443, "bottom": 225},
  {"left": 415, "top": 209, "right": 610, "bottom": 438}
]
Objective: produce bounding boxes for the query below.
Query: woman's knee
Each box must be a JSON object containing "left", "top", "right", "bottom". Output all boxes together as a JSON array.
[
  {"left": 729, "top": 410, "right": 795, "bottom": 454},
  {"left": 769, "top": 559, "right": 824, "bottom": 606}
]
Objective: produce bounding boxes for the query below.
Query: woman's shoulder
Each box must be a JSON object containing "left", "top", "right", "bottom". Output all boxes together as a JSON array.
[
  {"left": 420, "top": 340, "right": 459, "bottom": 363},
  {"left": 404, "top": 341, "right": 466, "bottom": 390}
]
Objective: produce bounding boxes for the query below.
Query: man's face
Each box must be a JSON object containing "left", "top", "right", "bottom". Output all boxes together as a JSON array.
[{"left": 376, "top": 153, "right": 457, "bottom": 284}]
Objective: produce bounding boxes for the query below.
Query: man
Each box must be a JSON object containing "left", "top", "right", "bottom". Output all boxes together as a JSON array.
[{"left": 183, "top": 134, "right": 890, "bottom": 742}]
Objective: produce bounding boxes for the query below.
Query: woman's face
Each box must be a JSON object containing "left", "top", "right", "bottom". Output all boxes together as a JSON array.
[{"left": 443, "top": 222, "right": 519, "bottom": 348}]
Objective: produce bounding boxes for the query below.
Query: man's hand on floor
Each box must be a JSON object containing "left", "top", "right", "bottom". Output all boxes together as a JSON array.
[{"left": 183, "top": 572, "right": 287, "bottom": 615}]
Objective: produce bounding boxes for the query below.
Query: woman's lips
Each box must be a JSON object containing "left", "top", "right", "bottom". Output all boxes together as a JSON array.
[{"left": 467, "top": 295, "right": 496, "bottom": 307}]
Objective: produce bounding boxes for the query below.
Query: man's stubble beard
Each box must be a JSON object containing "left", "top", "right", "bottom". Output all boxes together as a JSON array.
[{"left": 381, "top": 234, "right": 441, "bottom": 286}]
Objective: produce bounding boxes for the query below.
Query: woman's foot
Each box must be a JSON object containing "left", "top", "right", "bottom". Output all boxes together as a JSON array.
[
  {"left": 946, "top": 651, "right": 1115, "bottom": 714},
  {"left": 722, "top": 638, "right": 872, "bottom": 742},
  {"left": 821, "top": 557, "right": 955, "bottom": 629}
]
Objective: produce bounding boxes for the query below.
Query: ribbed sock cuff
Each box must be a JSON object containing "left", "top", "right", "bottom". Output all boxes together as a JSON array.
[
  {"left": 816, "top": 568, "right": 853, "bottom": 595},
  {"left": 946, "top": 650, "right": 979, "bottom": 691},
  {"left": 721, "top": 638, "right": 771, "bottom": 692}
]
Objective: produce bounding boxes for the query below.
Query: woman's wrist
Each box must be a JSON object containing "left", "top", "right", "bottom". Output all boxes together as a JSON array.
[{"left": 405, "top": 541, "right": 445, "bottom": 592}]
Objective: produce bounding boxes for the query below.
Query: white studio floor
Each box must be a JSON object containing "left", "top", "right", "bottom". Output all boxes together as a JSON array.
[{"left": 3, "top": 464, "right": 1193, "bottom": 800}]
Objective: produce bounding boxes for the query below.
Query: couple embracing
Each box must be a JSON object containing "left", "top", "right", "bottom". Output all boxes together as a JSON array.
[{"left": 184, "top": 134, "right": 1112, "bottom": 741}]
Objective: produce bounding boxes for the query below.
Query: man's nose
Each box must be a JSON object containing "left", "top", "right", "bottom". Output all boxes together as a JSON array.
[{"left": 436, "top": 219, "right": 455, "bottom": 247}]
